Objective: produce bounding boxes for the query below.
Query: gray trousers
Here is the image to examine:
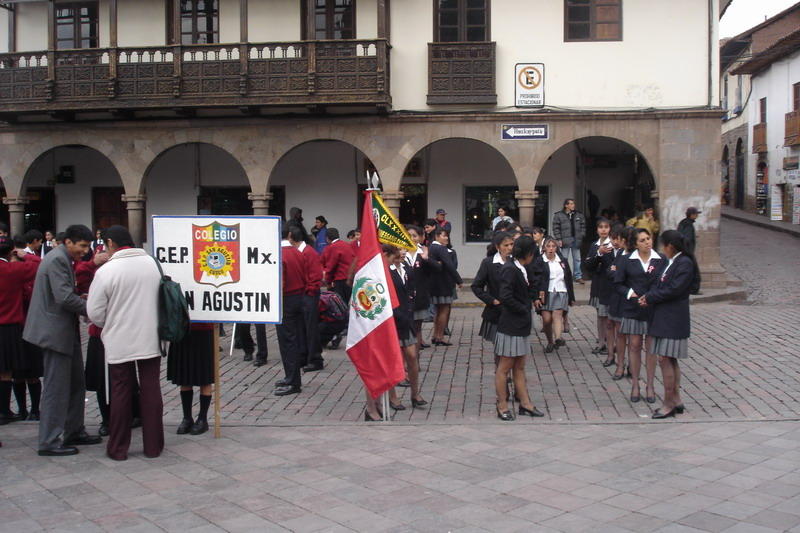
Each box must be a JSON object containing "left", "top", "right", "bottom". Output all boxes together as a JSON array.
[{"left": 39, "top": 339, "right": 86, "bottom": 451}]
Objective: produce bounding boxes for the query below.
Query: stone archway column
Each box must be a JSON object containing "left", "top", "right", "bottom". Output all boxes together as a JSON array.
[
  {"left": 514, "top": 190, "right": 538, "bottom": 227},
  {"left": 381, "top": 189, "right": 404, "bottom": 214},
  {"left": 248, "top": 192, "right": 273, "bottom": 216},
  {"left": 3, "top": 197, "right": 29, "bottom": 236},
  {"left": 122, "top": 194, "right": 147, "bottom": 246}
]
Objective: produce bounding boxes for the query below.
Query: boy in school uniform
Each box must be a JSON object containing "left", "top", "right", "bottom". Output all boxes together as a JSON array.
[{"left": 275, "top": 227, "right": 308, "bottom": 396}]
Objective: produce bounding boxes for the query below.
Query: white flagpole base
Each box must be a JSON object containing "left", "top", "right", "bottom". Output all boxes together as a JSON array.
[
  {"left": 229, "top": 323, "right": 237, "bottom": 357},
  {"left": 382, "top": 392, "right": 390, "bottom": 422}
]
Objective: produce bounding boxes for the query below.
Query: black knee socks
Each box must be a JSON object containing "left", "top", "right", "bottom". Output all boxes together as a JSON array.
[
  {"left": 198, "top": 394, "right": 211, "bottom": 422},
  {"left": 0, "top": 381, "right": 12, "bottom": 414},
  {"left": 180, "top": 390, "right": 193, "bottom": 420},
  {"left": 28, "top": 381, "right": 41, "bottom": 414},
  {"left": 13, "top": 381, "right": 27, "bottom": 413}
]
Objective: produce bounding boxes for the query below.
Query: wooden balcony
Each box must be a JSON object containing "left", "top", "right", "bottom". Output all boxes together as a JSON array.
[
  {"left": 427, "top": 42, "right": 496, "bottom": 105},
  {"left": 752, "top": 123, "right": 768, "bottom": 153},
  {"left": 785, "top": 110, "right": 800, "bottom": 147},
  {"left": 0, "top": 39, "right": 390, "bottom": 120}
]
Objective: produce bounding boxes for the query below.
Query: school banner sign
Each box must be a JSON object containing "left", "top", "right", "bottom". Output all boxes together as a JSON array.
[
  {"left": 152, "top": 216, "right": 282, "bottom": 324},
  {"left": 371, "top": 192, "right": 416, "bottom": 252}
]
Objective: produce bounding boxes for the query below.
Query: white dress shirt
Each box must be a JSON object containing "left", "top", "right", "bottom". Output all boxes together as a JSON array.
[
  {"left": 513, "top": 258, "right": 528, "bottom": 284},
  {"left": 544, "top": 254, "right": 566, "bottom": 293},
  {"left": 626, "top": 249, "right": 662, "bottom": 299}
]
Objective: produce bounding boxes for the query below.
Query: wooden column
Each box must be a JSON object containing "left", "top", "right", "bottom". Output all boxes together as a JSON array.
[
  {"left": 172, "top": 0, "right": 182, "bottom": 97},
  {"left": 8, "top": 6, "right": 16, "bottom": 53},
  {"left": 46, "top": 0, "right": 55, "bottom": 87},
  {"left": 239, "top": 0, "right": 248, "bottom": 95},
  {"left": 305, "top": 0, "right": 316, "bottom": 40},
  {"left": 377, "top": 0, "right": 390, "bottom": 41},
  {"left": 305, "top": 0, "right": 316, "bottom": 94},
  {"left": 109, "top": 0, "right": 118, "bottom": 95}
]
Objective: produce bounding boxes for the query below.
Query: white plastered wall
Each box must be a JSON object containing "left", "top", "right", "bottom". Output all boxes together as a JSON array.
[
  {"left": 118, "top": 0, "right": 166, "bottom": 46},
  {"left": 0, "top": 9, "right": 8, "bottom": 54},
  {"left": 248, "top": 0, "right": 301, "bottom": 42},
  {"left": 15, "top": 3, "right": 48, "bottom": 52}
]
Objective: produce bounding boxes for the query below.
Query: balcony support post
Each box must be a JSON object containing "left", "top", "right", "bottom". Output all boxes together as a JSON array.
[
  {"left": 172, "top": 0, "right": 182, "bottom": 97},
  {"left": 239, "top": 0, "right": 248, "bottom": 96},
  {"left": 514, "top": 189, "right": 539, "bottom": 228},
  {"left": 109, "top": 0, "right": 118, "bottom": 97},
  {"left": 122, "top": 194, "right": 147, "bottom": 247},
  {"left": 2, "top": 196, "right": 28, "bottom": 237},
  {"left": 248, "top": 192, "right": 273, "bottom": 216},
  {"left": 46, "top": 0, "right": 54, "bottom": 97},
  {"left": 306, "top": 0, "right": 316, "bottom": 94},
  {"left": 377, "top": 0, "right": 390, "bottom": 41}
]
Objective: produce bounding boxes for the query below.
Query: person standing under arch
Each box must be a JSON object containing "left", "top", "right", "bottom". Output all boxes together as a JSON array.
[
  {"left": 428, "top": 228, "right": 462, "bottom": 346},
  {"left": 552, "top": 199, "right": 586, "bottom": 285}
]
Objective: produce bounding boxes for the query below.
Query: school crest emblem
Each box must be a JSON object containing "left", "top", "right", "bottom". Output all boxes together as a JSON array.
[
  {"left": 351, "top": 276, "right": 387, "bottom": 320},
  {"left": 192, "top": 222, "right": 240, "bottom": 287}
]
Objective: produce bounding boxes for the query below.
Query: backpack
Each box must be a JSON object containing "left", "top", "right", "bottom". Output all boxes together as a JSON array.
[
  {"left": 319, "top": 290, "right": 348, "bottom": 322},
  {"left": 152, "top": 257, "right": 190, "bottom": 354}
]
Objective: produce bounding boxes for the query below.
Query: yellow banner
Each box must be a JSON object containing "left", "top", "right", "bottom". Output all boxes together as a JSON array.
[{"left": 372, "top": 192, "right": 417, "bottom": 252}]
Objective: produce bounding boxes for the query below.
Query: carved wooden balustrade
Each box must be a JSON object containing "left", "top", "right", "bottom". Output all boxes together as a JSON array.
[
  {"left": 0, "top": 39, "right": 390, "bottom": 117},
  {"left": 752, "top": 123, "right": 767, "bottom": 154},
  {"left": 427, "top": 42, "right": 495, "bottom": 105},
  {"left": 785, "top": 110, "right": 800, "bottom": 147}
]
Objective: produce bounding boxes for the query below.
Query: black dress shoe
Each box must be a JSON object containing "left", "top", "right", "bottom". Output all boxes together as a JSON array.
[
  {"left": 98, "top": 423, "right": 109, "bottom": 437},
  {"left": 27, "top": 411, "right": 40, "bottom": 421},
  {"left": 253, "top": 358, "right": 267, "bottom": 367},
  {"left": 555, "top": 339, "right": 566, "bottom": 348},
  {"left": 519, "top": 405, "right": 545, "bottom": 417},
  {"left": 630, "top": 394, "right": 641, "bottom": 403},
  {"left": 602, "top": 358, "right": 616, "bottom": 367},
  {"left": 38, "top": 446, "right": 79, "bottom": 457},
  {"left": 675, "top": 404, "right": 686, "bottom": 414},
  {"left": 190, "top": 418, "right": 209, "bottom": 435},
  {"left": 274, "top": 386, "right": 301, "bottom": 397},
  {"left": 329, "top": 335, "right": 342, "bottom": 350},
  {"left": 419, "top": 342, "right": 431, "bottom": 349},
  {"left": 591, "top": 346, "right": 601, "bottom": 354},
  {"left": 64, "top": 431, "right": 102, "bottom": 446},
  {"left": 496, "top": 408, "right": 514, "bottom": 421},
  {"left": 599, "top": 346, "right": 608, "bottom": 354},
  {"left": 612, "top": 372, "right": 625, "bottom": 381},
  {"left": 0, "top": 412, "right": 15, "bottom": 425},
  {"left": 433, "top": 340, "right": 453, "bottom": 346},
  {"left": 397, "top": 379, "right": 411, "bottom": 388},
  {"left": 645, "top": 395, "right": 657, "bottom": 404},
  {"left": 17, "top": 409, "right": 29, "bottom": 420},
  {"left": 652, "top": 408, "right": 677, "bottom": 419},
  {"left": 302, "top": 364, "right": 323, "bottom": 373},
  {"left": 544, "top": 343, "right": 555, "bottom": 353},
  {"left": 364, "top": 410, "right": 381, "bottom": 422},
  {"left": 131, "top": 417, "right": 142, "bottom": 429},
  {"left": 275, "top": 378, "right": 290, "bottom": 387},
  {"left": 389, "top": 402, "right": 406, "bottom": 411},
  {"left": 411, "top": 398, "right": 428, "bottom": 408},
  {"left": 243, "top": 352, "right": 253, "bottom": 362},
  {"left": 177, "top": 417, "right": 193, "bottom": 435}
]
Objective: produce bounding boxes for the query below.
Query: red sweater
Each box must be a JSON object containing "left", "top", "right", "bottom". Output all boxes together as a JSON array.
[
  {"left": 282, "top": 244, "right": 306, "bottom": 295},
  {"left": 0, "top": 256, "right": 41, "bottom": 325},
  {"left": 299, "top": 243, "right": 323, "bottom": 295},
  {"left": 321, "top": 239, "right": 356, "bottom": 283},
  {"left": 75, "top": 258, "right": 103, "bottom": 337}
]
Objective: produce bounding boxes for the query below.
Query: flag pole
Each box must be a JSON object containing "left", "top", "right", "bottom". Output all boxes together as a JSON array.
[
  {"left": 382, "top": 392, "right": 390, "bottom": 422},
  {"left": 228, "top": 323, "right": 237, "bottom": 357},
  {"left": 213, "top": 323, "right": 221, "bottom": 438}
]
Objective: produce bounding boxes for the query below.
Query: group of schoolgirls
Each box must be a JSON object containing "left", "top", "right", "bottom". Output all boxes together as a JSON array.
[
  {"left": 586, "top": 218, "right": 699, "bottom": 419},
  {"left": 471, "top": 228, "right": 576, "bottom": 421}
]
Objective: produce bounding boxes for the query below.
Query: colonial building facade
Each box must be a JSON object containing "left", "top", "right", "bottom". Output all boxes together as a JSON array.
[{"left": 0, "top": 0, "right": 729, "bottom": 285}]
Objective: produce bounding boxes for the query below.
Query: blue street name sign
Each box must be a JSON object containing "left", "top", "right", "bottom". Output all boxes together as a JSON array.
[{"left": 501, "top": 124, "right": 549, "bottom": 140}]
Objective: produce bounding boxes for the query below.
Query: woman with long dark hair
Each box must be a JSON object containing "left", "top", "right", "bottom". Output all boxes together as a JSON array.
[
  {"left": 494, "top": 236, "right": 544, "bottom": 421},
  {"left": 405, "top": 225, "right": 436, "bottom": 349},
  {"left": 606, "top": 224, "right": 630, "bottom": 380},
  {"left": 614, "top": 228, "right": 664, "bottom": 404},
  {"left": 472, "top": 231, "right": 514, "bottom": 345},
  {"left": 427, "top": 228, "right": 462, "bottom": 346},
  {"left": 533, "top": 237, "right": 575, "bottom": 353},
  {"left": 640, "top": 230, "right": 699, "bottom": 419}
]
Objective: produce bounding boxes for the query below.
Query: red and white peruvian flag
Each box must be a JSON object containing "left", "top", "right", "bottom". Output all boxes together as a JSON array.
[{"left": 345, "top": 190, "right": 405, "bottom": 399}]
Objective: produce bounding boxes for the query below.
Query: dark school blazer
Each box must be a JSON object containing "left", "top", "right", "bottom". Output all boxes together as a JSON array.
[
  {"left": 645, "top": 254, "right": 695, "bottom": 339},
  {"left": 606, "top": 249, "right": 626, "bottom": 317},
  {"left": 531, "top": 254, "right": 576, "bottom": 307},
  {"left": 471, "top": 256, "right": 505, "bottom": 324},
  {"left": 390, "top": 267, "right": 415, "bottom": 341},
  {"left": 496, "top": 261, "right": 532, "bottom": 337},
  {"left": 428, "top": 242, "right": 463, "bottom": 298},
  {"left": 405, "top": 249, "right": 438, "bottom": 312},
  {"left": 613, "top": 251, "right": 665, "bottom": 322},
  {"left": 585, "top": 240, "right": 615, "bottom": 305}
]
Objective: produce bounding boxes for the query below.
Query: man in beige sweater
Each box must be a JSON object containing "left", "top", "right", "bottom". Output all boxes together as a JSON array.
[{"left": 87, "top": 226, "right": 163, "bottom": 461}]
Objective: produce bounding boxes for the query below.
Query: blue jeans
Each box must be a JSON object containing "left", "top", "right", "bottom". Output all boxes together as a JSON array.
[{"left": 563, "top": 245, "right": 582, "bottom": 280}]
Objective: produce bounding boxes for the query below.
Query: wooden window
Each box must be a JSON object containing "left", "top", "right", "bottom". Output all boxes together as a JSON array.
[
  {"left": 55, "top": 1, "right": 99, "bottom": 49},
  {"left": 302, "top": 0, "right": 356, "bottom": 40},
  {"left": 434, "top": 0, "right": 490, "bottom": 42},
  {"left": 793, "top": 82, "right": 800, "bottom": 111},
  {"left": 565, "top": 0, "right": 621, "bottom": 42},
  {"left": 760, "top": 97, "right": 767, "bottom": 124},
  {"left": 178, "top": 0, "right": 219, "bottom": 44}
]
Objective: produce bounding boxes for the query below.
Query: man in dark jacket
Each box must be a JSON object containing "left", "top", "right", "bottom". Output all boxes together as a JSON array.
[
  {"left": 551, "top": 199, "right": 586, "bottom": 284},
  {"left": 677, "top": 207, "right": 700, "bottom": 255}
]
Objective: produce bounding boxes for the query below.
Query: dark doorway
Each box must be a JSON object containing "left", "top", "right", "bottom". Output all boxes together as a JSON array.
[
  {"left": 269, "top": 186, "right": 286, "bottom": 219},
  {"left": 0, "top": 187, "right": 8, "bottom": 228},
  {"left": 24, "top": 188, "right": 56, "bottom": 233},
  {"left": 735, "top": 139, "right": 745, "bottom": 209},
  {"left": 400, "top": 184, "right": 427, "bottom": 226},
  {"left": 92, "top": 187, "right": 127, "bottom": 230},
  {"left": 198, "top": 187, "right": 253, "bottom": 216}
]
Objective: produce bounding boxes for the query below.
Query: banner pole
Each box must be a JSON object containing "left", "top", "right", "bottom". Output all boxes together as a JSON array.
[
  {"left": 382, "top": 392, "right": 389, "bottom": 422},
  {"left": 213, "top": 323, "right": 221, "bottom": 438}
]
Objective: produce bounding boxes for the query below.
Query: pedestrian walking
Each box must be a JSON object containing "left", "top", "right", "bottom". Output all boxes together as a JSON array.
[
  {"left": 428, "top": 228, "right": 462, "bottom": 346},
  {"left": 640, "top": 230, "right": 699, "bottom": 419},
  {"left": 584, "top": 218, "right": 613, "bottom": 358},
  {"left": 677, "top": 206, "right": 700, "bottom": 255},
  {"left": 551, "top": 198, "right": 586, "bottom": 284},
  {"left": 25, "top": 225, "right": 101, "bottom": 456},
  {"left": 86, "top": 226, "right": 163, "bottom": 461},
  {"left": 533, "top": 237, "right": 576, "bottom": 353},
  {"left": 0, "top": 236, "right": 41, "bottom": 425},
  {"left": 495, "top": 236, "right": 544, "bottom": 421},
  {"left": 275, "top": 226, "right": 307, "bottom": 396},
  {"left": 471, "top": 231, "right": 514, "bottom": 344},
  {"left": 613, "top": 227, "right": 664, "bottom": 404},
  {"left": 168, "top": 324, "right": 215, "bottom": 435}
]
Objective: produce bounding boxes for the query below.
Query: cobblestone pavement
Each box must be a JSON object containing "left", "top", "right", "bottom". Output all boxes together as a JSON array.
[
  {"left": 2, "top": 421, "right": 800, "bottom": 532},
  {"left": 720, "top": 217, "right": 800, "bottom": 305}
]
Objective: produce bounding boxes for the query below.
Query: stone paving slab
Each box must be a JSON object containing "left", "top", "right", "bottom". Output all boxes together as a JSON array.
[{"left": 2, "top": 421, "right": 799, "bottom": 533}]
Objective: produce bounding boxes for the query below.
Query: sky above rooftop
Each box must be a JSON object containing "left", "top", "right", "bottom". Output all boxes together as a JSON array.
[{"left": 720, "top": 0, "right": 799, "bottom": 38}]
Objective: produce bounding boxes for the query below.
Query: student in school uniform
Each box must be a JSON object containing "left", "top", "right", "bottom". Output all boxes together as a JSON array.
[
  {"left": 291, "top": 226, "right": 324, "bottom": 373},
  {"left": 321, "top": 228, "right": 356, "bottom": 306},
  {"left": 427, "top": 228, "right": 462, "bottom": 346},
  {"left": 533, "top": 237, "right": 576, "bottom": 353},
  {"left": 0, "top": 237, "right": 41, "bottom": 425},
  {"left": 275, "top": 226, "right": 307, "bottom": 397},
  {"left": 640, "top": 230, "right": 699, "bottom": 419},
  {"left": 405, "top": 225, "right": 437, "bottom": 348},
  {"left": 471, "top": 232, "right": 514, "bottom": 345},
  {"left": 386, "top": 245, "right": 427, "bottom": 411},
  {"left": 584, "top": 218, "right": 614, "bottom": 361},
  {"left": 168, "top": 323, "right": 215, "bottom": 435},
  {"left": 605, "top": 224, "right": 629, "bottom": 380},
  {"left": 494, "top": 236, "right": 544, "bottom": 421},
  {"left": 613, "top": 227, "right": 665, "bottom": 404}
]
